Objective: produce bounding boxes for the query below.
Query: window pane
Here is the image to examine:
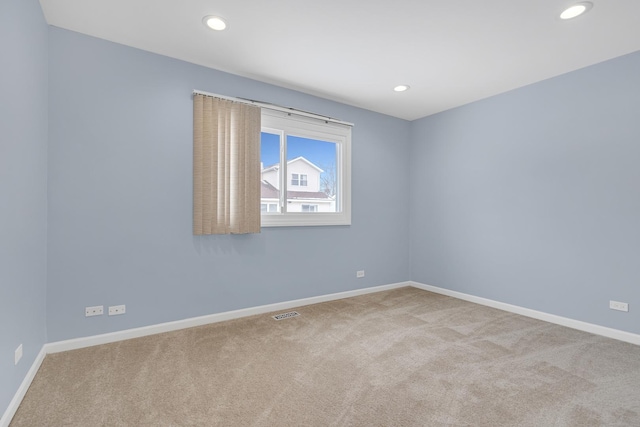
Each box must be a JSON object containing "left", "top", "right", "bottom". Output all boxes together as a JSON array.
[
  {"left": 260, "top": 131, "right": 281, "bottom": 213},
  {"left": 286, "top": 136, "right": 337, "bottom": 213},
  {"left": 260, "top": 109, "right": 351, "bottom": 227}
]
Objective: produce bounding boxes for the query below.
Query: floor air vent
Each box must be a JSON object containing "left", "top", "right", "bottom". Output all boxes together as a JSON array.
[{"left": 272, "top": 311, "right": 300, "bottom": 320}]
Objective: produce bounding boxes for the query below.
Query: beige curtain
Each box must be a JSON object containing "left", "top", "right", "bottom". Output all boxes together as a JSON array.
[{"left": 193, "top": 94, "right": 261, "bottom": 235}]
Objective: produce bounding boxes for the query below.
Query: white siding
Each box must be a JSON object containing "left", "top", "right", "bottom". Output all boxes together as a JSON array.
[
  {"left": 287, "top": 159, "right": 321, "bottom": 192},
  {"left": 262, "top": 169, "right": 279, "bottom": 189}
]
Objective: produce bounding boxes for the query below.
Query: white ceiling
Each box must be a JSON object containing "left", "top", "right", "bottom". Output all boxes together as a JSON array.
[{"left": 39, "top": 0, "right": 640, "bottom": 121}]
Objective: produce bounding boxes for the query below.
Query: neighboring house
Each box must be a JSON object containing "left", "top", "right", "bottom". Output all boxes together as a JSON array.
[{"left": 261, "top": 157, "right": 335, "bottom": 213}]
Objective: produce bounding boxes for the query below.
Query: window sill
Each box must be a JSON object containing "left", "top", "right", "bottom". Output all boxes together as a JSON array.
[{"left": 261, "top": 212, "right": 351, "bottom": 227}]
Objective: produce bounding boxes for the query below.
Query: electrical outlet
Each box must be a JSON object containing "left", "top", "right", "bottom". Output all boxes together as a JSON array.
[
  {"left": 109, "top": 305, "right": 126, "bottom": 316},
  {"left": 85, "top": 305, "right": 104, "bottom": 317},
  {"left": 609, "top": 300, "right": 629, "bottom": 312},
  {"left": 356, "top": 270, "right": 365, "bottom": 278},
  {"left": 15, "top": 344, "right": 23, "bottom": 365}
]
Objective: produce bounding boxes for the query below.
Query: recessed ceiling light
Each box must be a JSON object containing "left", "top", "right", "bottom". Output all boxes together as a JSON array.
[
  {"left": 394, "top": 85, "right": 410, "bottom": 92},
  {"left": 203, "top": 15, "right": 227, "bottom": 31},
  {"left": 560, "top": 2, "right": 593, "bottom": 20}
]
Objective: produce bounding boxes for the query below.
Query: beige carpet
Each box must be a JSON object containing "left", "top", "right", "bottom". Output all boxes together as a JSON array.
[{"left": 10, "top": 287, "right": 640, "bottom": 426}]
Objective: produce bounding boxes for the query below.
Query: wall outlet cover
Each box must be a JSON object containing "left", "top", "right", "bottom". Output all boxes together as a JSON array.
[
  {"left": 85, "top": 305, "right": 104, "bottom": 317},
  {"left": 609, "top": 300, "right": 629, "bottom": 312},
  {"left": 109, "top": 305, "right": 126, "bottom": 316}
]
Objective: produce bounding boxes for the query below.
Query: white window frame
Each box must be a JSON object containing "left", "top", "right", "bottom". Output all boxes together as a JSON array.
[{"left": 261, "top": 109, "right": 351, "bottom": 227}]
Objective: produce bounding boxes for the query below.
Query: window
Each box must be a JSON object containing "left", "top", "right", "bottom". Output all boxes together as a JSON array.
[
  {"left": 260, "top": 110, "right": 351, "bottom": 226},
  {"left": 291, "top": 173, "right": 308, "bottom": 187},
  {"left": 260, "top": 203, "right": 278, "bottom": 213}
]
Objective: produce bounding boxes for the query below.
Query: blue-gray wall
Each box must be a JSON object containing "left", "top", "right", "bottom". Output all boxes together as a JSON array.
[
  {"left": 410, "top": 50, "right": 640, "bottom": 334},
  {"left": 0, "top": 0, "right": 49, "bottom": 416},
  {"left": 46, "top": 27, "right": 411, "bottom": 341},
  {"left": 3, "top": 4, "right": 640, "bottom": 418}
]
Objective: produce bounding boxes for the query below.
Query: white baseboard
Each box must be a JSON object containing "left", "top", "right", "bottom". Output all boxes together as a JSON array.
[
  {"left": 46, "top": 281, "right": 411, "bottom": 354},
  {"left": 5, "top": 280, "right": 638, "bottom": 425},
  {"left": 409, "top": 281, "right": 640, "bottom": 346},
  {"left": 2, "top": 281, "right": 409, "bottom": 424},
  {"left": 0, "top": 347, "right": 46, "bottom": 427}
]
